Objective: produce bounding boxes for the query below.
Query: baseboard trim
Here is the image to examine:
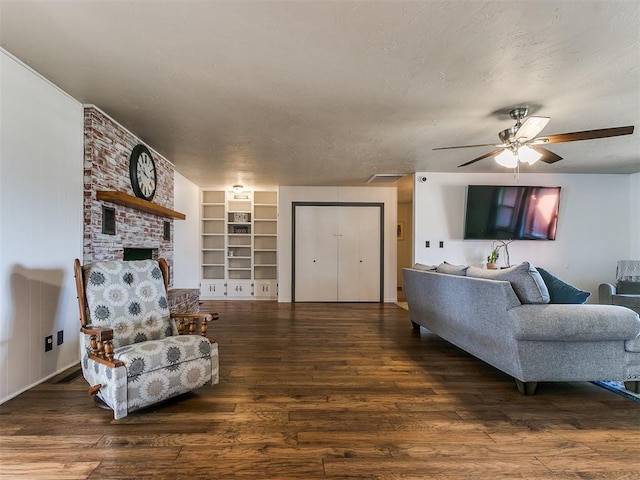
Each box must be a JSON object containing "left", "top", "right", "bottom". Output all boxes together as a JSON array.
[{"left": 0, "top": 361, "right": 80, "bottom": 405}]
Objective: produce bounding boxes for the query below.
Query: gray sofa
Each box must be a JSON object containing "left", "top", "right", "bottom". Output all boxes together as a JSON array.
[{"left": 402, "top": 262, "right": 640, "bottom": 395}]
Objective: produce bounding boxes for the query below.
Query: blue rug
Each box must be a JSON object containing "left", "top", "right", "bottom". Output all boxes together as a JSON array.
[{"left": 593, "top": 381, "right": 640, "bottom": 403}]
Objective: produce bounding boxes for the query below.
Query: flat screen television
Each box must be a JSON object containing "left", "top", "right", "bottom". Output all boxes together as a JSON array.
[{"left": 464, "top": 185, "right": 561, "bottom": 240}]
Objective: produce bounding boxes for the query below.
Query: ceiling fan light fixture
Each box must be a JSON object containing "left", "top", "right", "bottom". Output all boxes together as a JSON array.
[
  {"left": 495, "top": 149, "right": 518, "bottom": 168},
  {"left": 499, "top": 126, "right": 518, "bottom": 144},
  {"left": 514, "top": 116, "right": 550, "bottom": 141},
  {"left": 517, "top": 145, "right": 543, "bottom": 165},
  {"left": 436, "top": 106, "right": 634, "bottom": 169}
]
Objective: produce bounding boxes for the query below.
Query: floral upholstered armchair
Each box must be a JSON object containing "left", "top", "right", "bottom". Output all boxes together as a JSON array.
[{"left": 74, "top": 258, "right": 219, "bottom": 419}]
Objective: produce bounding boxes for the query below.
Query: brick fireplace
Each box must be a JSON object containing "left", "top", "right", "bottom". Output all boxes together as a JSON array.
[
  {"left": 123, "top": 247, "right": 158, "bottom": 261},
  {"left": 83, "top": 106, "right": 176, "bottom": 284}
]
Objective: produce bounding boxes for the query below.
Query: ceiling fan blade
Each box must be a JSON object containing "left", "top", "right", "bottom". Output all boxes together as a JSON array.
[
  {"left": 457, "top": 149, "right": 504, "bottom": 168},
  {"left": 433, "top": 143, "right": 502, "bottom": 150},
  {"left": 531, "top": 146, "right": 562, "bottom": 164},
  {"left": 536, "top": 126, "right": 634, "bottom": 144},
  {"left": 514, "top": 116, "right": 550, "bottom": 142}
]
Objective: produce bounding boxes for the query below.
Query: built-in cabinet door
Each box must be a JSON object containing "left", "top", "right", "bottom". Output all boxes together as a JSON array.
[
  {"left": 254, "top": 280, "right": 278, "bottom": 299},
  {"left": 200, "top": 280, "right": 226, "bottom": 299},
  {"left": 295, "top": 206, "right": 339, "bottom": 301},
  {"left": 294, "top": 205, "right": 381, "bottom": 302},
  {"left": 227, "top": 280, "right": 253, "bottom": 298},
  {"left": 337, "top": 207, "right": 380, "bottom": 302}
]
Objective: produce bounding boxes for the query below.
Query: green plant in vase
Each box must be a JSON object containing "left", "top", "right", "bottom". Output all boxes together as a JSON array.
[
  {"left": 487, "top": 243, "right": 501, "bottom": 269},
  {"left": 486, "top": 240, "right": 514, "bottom": 269}
]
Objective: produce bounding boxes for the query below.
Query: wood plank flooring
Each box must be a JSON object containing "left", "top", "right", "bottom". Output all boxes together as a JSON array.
[{"left": 2, "top": 300, "right": 640, "bottom": 479}]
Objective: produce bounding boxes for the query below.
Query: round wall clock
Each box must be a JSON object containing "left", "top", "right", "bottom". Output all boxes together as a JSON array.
[{"left": 129, "top": 144, "right": 157, "bottom": 201}]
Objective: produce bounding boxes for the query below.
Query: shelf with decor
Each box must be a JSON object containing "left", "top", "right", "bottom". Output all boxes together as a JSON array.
[
  {"left": 225, "top": 191, "right": 253, "bottom": 297},
  {"left": 97, "top": 190, "right": 186, "bottom": 219}
]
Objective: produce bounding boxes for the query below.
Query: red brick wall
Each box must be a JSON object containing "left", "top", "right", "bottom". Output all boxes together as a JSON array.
[{"left": 83, "top": 106, "right": 174, "bottom": 283}]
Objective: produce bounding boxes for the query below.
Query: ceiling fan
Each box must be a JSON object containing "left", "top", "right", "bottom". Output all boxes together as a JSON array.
[{"left": 433, "top": 107, "right": 634, "bottom": 168}]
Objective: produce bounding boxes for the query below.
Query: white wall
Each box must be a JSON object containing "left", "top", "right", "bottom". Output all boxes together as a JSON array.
[
  {"left": 278, "top": 186, "right": 398, "bottom": 302},
  {"left": 172, "top": 172, "right": 201, "bottom": 287},
  {"left": 412, "top": 172, "right": 633, "bottom": 300},
  {"left": 0, "top": 49, "right": 84, "bottom": 403},
  {"left": 631, "top": 172, "right": 640, "bottom": 259}
]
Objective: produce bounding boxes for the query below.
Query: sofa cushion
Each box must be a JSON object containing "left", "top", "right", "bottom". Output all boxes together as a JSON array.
[
  {"left": 83, "top": 260, "right": 175, "bottom": 349},
  {"left": 617, "top": 281, "right": 640, "bottom": 295},
  {"left": 536, "top": 267, "right": 591, "bottom": 304},
  {"left": 413, "top": 263, "right": 437, "bottom": 271},
  {"left": 436, "top": 262, "right": 468, "bottom": 276},
  {"left": 115, "top": 334, "right": 212, "bottom": 378},
  {"left": 467, "top": 261, "right": 550, "bottom": 304},
  {"left": 511, "top": 304, "right": 640, "bottom": 341}
]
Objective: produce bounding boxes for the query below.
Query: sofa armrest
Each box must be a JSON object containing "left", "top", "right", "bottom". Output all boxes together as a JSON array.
[
  {"left": 598, "top": 283, "right": 616, "bottom": 304},
  {"left": 509, "top": 304, "right": 640, "bottom": 342}
]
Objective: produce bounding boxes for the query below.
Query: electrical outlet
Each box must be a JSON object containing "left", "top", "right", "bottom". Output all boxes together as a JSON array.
[
  {"left": 425, "top": 241, "right": 430, "bottom": 248},
  {"left": 57, "top": 330, "right": 64, "bottom": 346},
  {"left": 45, "top": 335, "right": 53, "bottom": 352},
  {"left": 439, "top": 241, "right": 444, "bottom": 248}
]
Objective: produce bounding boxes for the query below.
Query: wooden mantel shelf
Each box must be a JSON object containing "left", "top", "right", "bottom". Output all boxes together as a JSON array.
[{"left": 97, "top": 191, "right": 186, "bottom": 220}]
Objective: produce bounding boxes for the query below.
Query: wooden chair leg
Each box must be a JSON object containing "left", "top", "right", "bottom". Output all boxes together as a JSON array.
[{"left": 87, "top": 384, "right": 102, "bottom": 396}]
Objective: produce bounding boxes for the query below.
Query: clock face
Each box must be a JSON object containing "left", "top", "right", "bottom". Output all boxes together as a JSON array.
[{"left": 129, "top": 144, "right": 157, "bottom": 201}]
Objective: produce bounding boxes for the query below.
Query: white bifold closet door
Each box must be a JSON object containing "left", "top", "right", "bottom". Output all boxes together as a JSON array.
[{"left": 294, "top": 205, "right": 381, "bottom": 302}]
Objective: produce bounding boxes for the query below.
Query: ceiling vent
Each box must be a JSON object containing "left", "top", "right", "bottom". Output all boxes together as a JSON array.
[{"left": 366, "top": 174, "right": 407, "bottom": 184}]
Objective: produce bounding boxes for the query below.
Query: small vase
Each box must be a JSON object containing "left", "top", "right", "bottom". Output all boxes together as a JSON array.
[{"left": 486, "top": 262, "right": 498, "bottom": 270}]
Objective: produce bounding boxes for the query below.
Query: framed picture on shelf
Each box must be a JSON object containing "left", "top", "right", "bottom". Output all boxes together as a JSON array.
[{"left": 233, "top": 213, "right": 249, "bottom": 223}]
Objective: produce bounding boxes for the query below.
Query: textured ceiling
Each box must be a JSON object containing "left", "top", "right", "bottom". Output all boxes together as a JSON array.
[{"left": 1, "top": 0, "right": 639, "bottom": 194}]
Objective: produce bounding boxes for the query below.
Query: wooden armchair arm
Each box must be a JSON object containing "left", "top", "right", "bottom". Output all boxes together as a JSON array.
[
  {"left": 80, "top": 325, "right": 123, "bottom": 367},
  {"left": 171, "top": 312, "right": 217, "bottom": 336}
]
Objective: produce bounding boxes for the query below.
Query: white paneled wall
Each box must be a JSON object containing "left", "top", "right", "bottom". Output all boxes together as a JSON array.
[{"left": 0, "top": 49, "right": 84, "bottom": 403}]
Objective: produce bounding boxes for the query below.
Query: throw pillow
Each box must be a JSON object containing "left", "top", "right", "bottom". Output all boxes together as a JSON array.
[
  {"left": 466, "top": 261, "right": 550, "bottom": 304},
  {"left": 536, "top": 267, "right": 591, "bottom": 304},
  {"left": 413, "top": 263, "right": 437, "bottom": 271},
  {"left": 436, "top": 262, "right": 468, "bottom": 276}
]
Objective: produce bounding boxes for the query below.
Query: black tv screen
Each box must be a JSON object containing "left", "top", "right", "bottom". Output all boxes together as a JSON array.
[{"left": 464, "top": 185, "right": 561, "bottom": 240}]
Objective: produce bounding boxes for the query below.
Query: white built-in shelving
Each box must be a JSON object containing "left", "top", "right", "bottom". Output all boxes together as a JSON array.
[
  {"left": 200, "top": 189, "right": 277, "bottom": 299},
  {"left": 253, "top": 191, "right": 278, "bottom": 298},
  {"left": 200, "top": 190, "right": 226, "bottom": 298}
]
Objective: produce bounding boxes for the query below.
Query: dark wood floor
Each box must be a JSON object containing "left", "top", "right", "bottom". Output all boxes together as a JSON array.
[{"left": 2, "top": 300, "right": 640, "bottom": 479}]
